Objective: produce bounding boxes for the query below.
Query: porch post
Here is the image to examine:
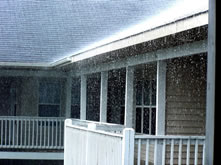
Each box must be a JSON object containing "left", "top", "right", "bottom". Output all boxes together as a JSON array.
[
  {"left": 100, "top": 71, "right": 108, "bottom": 123},
  {"left": 65, "top": 75, "right": 72, "bottom": 118},
  {"left": 156, "top": 60, "right": 167, "bottom": 165},
  {"left": 156, "top": 60, "right": 167, "bottom": 135},
  {"left": 205, "top": 0, "right": 216, "bottom": 164},
  {"left": 125, "top": 66, "right": 134, "bottom": 128},
  {"left": 80, "top": 75, "right": 87, "bottom": 120}
]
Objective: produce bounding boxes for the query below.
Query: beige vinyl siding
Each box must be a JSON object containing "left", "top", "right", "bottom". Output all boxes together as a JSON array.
[{"left": 166, "top": 54, "right": 207, "bottom": 136}]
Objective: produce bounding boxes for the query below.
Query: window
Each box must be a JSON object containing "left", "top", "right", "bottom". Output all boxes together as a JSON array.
[
  {"left": 135, "top": 64, "right": 156, "bottom": 135},
  {"left": 71, "top": 78, "right": 80, "bottom": 119},
  {"left": 39, "top": 80, "right": 61, "bottom": 117}
]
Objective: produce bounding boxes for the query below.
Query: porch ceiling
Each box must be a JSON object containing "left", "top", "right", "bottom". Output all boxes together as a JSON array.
[{"left": 0, "top": 0, "right": 208, "bottom": 67}]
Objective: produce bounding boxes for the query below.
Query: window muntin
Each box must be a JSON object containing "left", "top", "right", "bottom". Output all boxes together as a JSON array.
[{"left": 135, "top": 64, "right": 156, "bottom": 135}]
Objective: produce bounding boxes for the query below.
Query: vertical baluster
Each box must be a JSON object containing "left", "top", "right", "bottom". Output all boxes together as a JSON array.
[
  {"left": 40, "top": 120, "right": 42, "bottom": 148},
  {"left": 36, "top": 119, "right": 39, "bottom": 147},
  {"left": 9, "top": 119, "right": 11, "bottom": 146},
  {"left": 194, "top": 139, "right": 199, "bottom": 165},
  {"left": 202, "top": 140, "right": 206, "bottom": 165},
  {"left": 32, "top": 120, "right": 35, "bottom": 147},
  {"left": 44, "top": 120, "right": 46, "bottom": 147},
  {"left": 137, "top": 139, "right": 141, "bottom": 165},
  {"left": 162, "top": 139, "right": 166, "bottom": 165},
  {"left": 186, "top": 139, "right": 190, "bottom": 165},
  {"left": 12, "top": 119, "right": 15, "bottom": 147},
  {"left": 28, "top": 119, "right": 31, "bottom": 148},
  {"left": 145, "top": 139, "right": 149, "bottom": 165},
  {"left": 178, "top": 139, "right": 182, "bottom": 165},
  {"left": 154, "top": 139, "right": 158, "bottom": 165},
  {"left": 59, "top": 120, "right": 62, "bottom": 147},
  {"left": 55, "top": 119, "right": 58, "bottom": 148},
  {"left": 16, "top": 120, "right": 19, "bottom": 146},
  {"left": 24, "top": 119, "right": 27, "bottom": 147},
  {"left": 170, "top": 139, "right": 174, "bottom": 165},
  {"left": 20, "top": 120, "right": 23, "bottom": 147},
  {"left": 48, "top": 119, "right": 50, "bottom": 148},
  {"left": 52, "top": 119, "right": 54, "bottom": 148},
  {"left": 5, "top": 119, "right": 7, "bottom": 146}
]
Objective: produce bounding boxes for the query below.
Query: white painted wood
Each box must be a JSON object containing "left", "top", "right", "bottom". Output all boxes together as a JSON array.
[
  {"left": 0, "top": 152, "right": 64, "bottom": 160},
  {"left": 100, "top": 71, "right": 108, "bottom": 122},
  {"left": 205, "top": 0, "right": 216, "bottom": 164},
  {"left": 71, "top": 12, "right": 208, "bottom": 64},
  {"left": 156, "top": 60, "right": 166, "bottom": 135},
  {"left": 154, "top": 140, "right": 158, "bottom": 165},
  {"left": 170, "top": 139, "right": 174, "bottom": 165},
  {"left": 73, "top": 40, "right": 207, "bottom": 77},
  {"left": 65, "top": 75, "right": 72, "bottom": 118},
  {"left": 122, "top": 128, "right": 135, "bottom": 165},
  {"left": 125, "top": 66, "right": 134, "bottom": 128},
  {"left": 137, "top": 139, "right": 141, "bottom": 165},
  {"left": 186, "top": 139, "right": 190, "bottom": 165},
  {"left": 194, "top": 140, "right": 199, "bottom": 165},
  {"left": 162, "top": 139, "right": 166, "bottom": 165},
  {"left": 80, "top": 75, "right": 87, "bottom": 120},
  {"left": 178, "top": 139, "right": 182, "bottom": 165},
  {"left": 0, "top": 116, "right": 64, "bottom": 149},
  {"left": 64, "top": 119, "right": 125, "bottom": 165},
  {"left": 145, "top": 139, "right": 150, "bottom": 165}
]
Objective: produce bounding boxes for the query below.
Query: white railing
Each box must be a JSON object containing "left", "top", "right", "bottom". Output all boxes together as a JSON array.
[
  {"left": 64, "top": 119, "right": 134, "bottom": 165},
  {"left": 0, "top": 116, "right": 65, "bottom": 149},
  {"left": 134, "top": 135, "right": 206, "bottom": 165}
]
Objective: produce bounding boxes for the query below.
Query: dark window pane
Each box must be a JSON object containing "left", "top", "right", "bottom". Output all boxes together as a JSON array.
[
  {"left": 39, "top": 81, "right": 60, "bottom": 104},
  {"left": 143, "top": 108, "right": 150, "bottom": 134},
  {"left": 136, "top": 80, "right": 142, "bottom": 105},
  {"left": 71, "top": 78, "right": 80, "bottom": 105},
  {"left": 143, "top": 80, "right": 150, "bottom": 105},
  {"left": 120, "top": 106, "right": 125, "bottom": 125},
  {"left": 71, "top": 105, "right": 80, "bottom": 119},
  {"left": 136, "top": 108, "right": 141, "bottom": 133},
  {"left": 151, "top": 108, "right": 156, "bottom": 135},
  {"left": 39, "top": 105, "right": 59, "bottom": 117},
  {"left": 151, "top": 80, "right": 156, "bottom": 106}
]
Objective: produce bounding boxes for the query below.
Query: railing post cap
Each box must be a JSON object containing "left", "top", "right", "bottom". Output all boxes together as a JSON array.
[{"left": 65, "top": 119, "right": 72, "bottom": 125}]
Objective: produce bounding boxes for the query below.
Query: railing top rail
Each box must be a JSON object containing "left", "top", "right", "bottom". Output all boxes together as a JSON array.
[
  {"left": 66, "top": 123, "right": 124, "bottom": 138},
  {"left": 135, "top": 134, "right": 205, "bottom": 140},
  {"left": 0, "top": 116, "right": 65, "bottom": 120},
  {"left": 71, "top": 118, "right": 125, "bottom": 128}
]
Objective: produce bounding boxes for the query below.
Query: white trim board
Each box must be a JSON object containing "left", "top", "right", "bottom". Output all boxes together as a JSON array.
[
  {"left": 73, "top": 39, "right": 207, "bottom": 76},
  {"left": 0, "top": 152, "right": 64, "bottom": 160}
]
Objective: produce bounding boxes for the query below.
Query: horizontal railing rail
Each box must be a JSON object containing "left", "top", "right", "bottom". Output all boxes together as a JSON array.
[
  {"left": 0, "top": 116, "right": 65, "bottom": 149},
  {"left": 71, "top": 118, "right": 125, "bottom": 133},
  {"left": 134, "top": 135, "right": 206, "bottom": 165}
]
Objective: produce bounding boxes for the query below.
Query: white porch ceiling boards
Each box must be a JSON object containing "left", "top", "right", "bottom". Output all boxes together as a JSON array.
[{"left": 0, "top": 0, "right": 208, "bottom": 65}]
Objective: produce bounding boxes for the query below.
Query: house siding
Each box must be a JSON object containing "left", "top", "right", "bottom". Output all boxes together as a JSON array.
[{"left": 166, "top": 54, "right": 207, "bottom": 136}]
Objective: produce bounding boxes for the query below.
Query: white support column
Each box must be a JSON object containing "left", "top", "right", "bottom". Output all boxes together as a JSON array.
[
  {"left": 125, "top": 66, "right": 134, "bottom": 128},
  {"left": 80, "top": 75, "right": 87, "bottom": 120},
  {"left": 121, "top": 128, "right": 135, "bottom": 165},
  {"left": 156, "top": 60, "right": 167, "bottom": 135},
  {"left": 156, "top": 60, "right": 167, "bottom": 165},
  {"left": 100, "top": 71, "right": 108, "bottom": 123},
  {"left": 65, "top": 76, "right": 72, "bottom": 118},
  {"left": 205, "top": 0, "right": 216, "bottom": 164}
]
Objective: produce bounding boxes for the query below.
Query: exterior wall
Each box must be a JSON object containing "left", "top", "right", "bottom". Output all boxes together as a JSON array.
[
  {"left": 166, "top": 54, "right": 207, "bottom": 135},
  {"left": 0, "top": 76, "right": 67, "bottom": 117},
  {"left": 0, "top": 78, "right": 12, "bottom": 116},
  {"left": 17, "top": 77, "right": 39, "bottom": 116}
]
